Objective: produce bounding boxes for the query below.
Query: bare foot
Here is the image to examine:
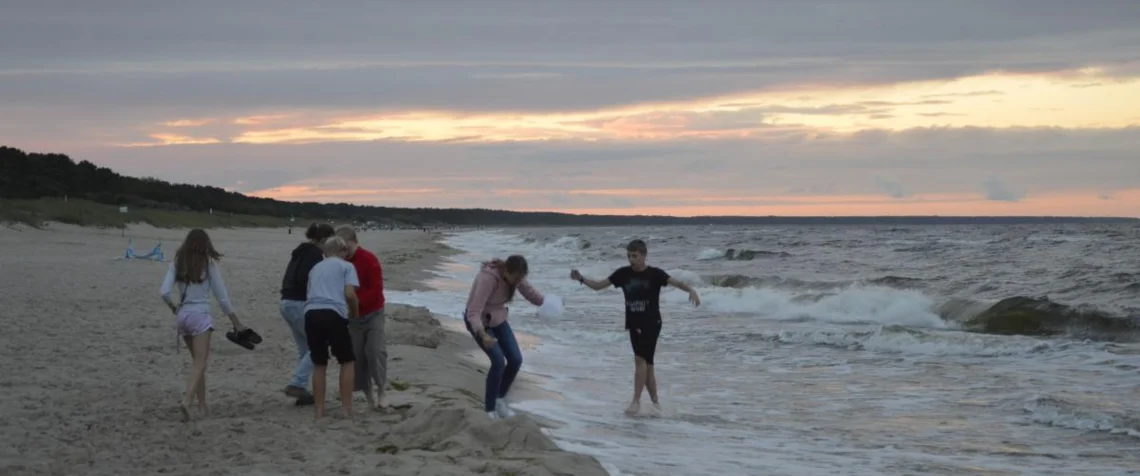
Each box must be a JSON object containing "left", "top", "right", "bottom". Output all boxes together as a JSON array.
[
  {"left": 178, "top": 402, "right": 191, "bottom": 422},
  {"left": 625, "top": 401, "right": 640, "bottom": 416},
  {"left": 376, "top": 394, "right": 390, "bottom": 412},
  {"left": 198, "top": 403, "right": 209, "bottom": 418}
]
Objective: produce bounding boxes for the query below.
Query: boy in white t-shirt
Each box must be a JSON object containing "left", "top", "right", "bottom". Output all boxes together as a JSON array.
[{"left": 304, "top": 237, "right": 361, "bottom": 420}]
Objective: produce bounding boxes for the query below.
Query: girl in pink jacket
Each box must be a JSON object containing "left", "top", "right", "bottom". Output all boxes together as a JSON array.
[{"left": 464, "top": 255, "right": 545, "bottom": 420}]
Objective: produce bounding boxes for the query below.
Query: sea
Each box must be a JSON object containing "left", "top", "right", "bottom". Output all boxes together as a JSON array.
[{"left": 387, "top": 224, "right": 1140, "bottom": 476}]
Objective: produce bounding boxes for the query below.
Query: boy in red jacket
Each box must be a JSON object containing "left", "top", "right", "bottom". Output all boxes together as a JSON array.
[{"left": 335, "top": 226, "right": 389, "bottom": 411}]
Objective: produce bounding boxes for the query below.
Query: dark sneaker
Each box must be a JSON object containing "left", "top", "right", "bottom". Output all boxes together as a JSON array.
[{"left": 283, "top": 385, "right": 308, "bottom": 398}]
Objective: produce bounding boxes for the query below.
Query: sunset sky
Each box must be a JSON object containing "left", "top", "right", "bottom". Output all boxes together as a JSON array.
[{"left": 3, "top": 1, "right": 1139, "bottom": 216}]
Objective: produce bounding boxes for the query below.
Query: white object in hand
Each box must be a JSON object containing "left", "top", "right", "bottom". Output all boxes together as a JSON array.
[{"left": 536, "top": 294, "right": 564, "bottom": 319}]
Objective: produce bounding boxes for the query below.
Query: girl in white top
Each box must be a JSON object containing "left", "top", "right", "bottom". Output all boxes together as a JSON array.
[{"left": 159, "top": 228, "right": 250, "bottom": 422}]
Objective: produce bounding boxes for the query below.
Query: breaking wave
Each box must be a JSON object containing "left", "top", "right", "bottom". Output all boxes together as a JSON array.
[
  {"left": 696, "top": 248, "right": 791, "bottom": 261},
  {"left": 684, "top": 275, "right": 1139, "bottom": 341}
]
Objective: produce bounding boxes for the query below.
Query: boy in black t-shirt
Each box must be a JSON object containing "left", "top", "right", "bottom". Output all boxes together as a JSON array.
[{"left": 571, "top": 239, "right": 700, "bottom": 416}]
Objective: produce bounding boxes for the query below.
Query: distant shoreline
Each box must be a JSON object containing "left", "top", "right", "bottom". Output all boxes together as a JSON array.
[
  {"left": 4, "top": 146, "right": 1137, "bottom": 229},
  {"left": 3, "top": 197, "right": 1135, "bottom": 231}
]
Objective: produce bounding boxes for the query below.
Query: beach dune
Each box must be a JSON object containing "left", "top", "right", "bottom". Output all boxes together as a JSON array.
[{"left": 0, "top": 223, "right": 608, "bottom": 476}]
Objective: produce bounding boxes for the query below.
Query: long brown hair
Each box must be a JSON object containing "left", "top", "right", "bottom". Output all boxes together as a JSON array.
[
  {"left": 503, "top": 254, "right": 529, "bottom": 302},
  {"left": 175, "top": 229, "right": 223, "bottom": 284}
]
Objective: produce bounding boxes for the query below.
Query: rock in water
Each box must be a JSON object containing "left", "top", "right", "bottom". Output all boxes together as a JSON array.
[{"left": 964, "top": 296, "right": 1135, "bottom": 340}]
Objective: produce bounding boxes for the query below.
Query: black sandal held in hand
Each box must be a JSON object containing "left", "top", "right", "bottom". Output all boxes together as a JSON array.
[
  {"left": 225, "top": 328, "right": 261, "bottom": 350},
  {"left": 239, "top": 328, "right": 263, "bottom": 344}
]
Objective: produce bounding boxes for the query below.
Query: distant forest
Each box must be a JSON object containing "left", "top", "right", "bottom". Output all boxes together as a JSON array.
[{"left": 1, "top": 145, "right": 1136, "bottom": 226}]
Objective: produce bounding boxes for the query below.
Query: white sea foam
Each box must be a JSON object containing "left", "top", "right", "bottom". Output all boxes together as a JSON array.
[
  {"left": 661, "top": 283, "right": 947, "bottom": 328},
  {"left": 696, "top": 247, "right": 726, "bottom": 260}
]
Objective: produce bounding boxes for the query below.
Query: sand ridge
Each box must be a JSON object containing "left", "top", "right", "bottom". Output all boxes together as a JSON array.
[{"left": 0, "top": 223, "right": 608, "bottom": 476}]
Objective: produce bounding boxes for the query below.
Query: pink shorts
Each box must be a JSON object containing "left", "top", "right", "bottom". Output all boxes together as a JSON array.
[{"left": 176, "top": 311, "right": 214, "bottom": 337}]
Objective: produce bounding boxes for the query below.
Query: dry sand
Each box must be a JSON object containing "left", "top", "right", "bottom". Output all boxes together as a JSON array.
[{"left": 0, "top": 223, "right": 609, "bottom": 476}]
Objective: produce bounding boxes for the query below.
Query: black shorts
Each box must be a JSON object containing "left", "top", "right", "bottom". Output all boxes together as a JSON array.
[
  {"left": 305, "top": 309, "right": 355, "bottom": 366},
  {"left": 628, "top": 324, "right": 662, "bottom": 365}
]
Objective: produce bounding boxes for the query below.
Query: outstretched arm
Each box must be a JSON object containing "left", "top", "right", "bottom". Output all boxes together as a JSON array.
[
  {"left": 667, "top": 276, "right": 702, "bottom": 307},
  {"left": 570, "top": 269, "right": 611, "bottom": 291},
  {"left": 517, "top": 279, "right": 545, "bottom": 306},
  {"left": 666, "top": 277, "right": 695, "bottom": 293}
]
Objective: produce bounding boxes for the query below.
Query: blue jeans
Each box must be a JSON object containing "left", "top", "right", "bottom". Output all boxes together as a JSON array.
[
  {"left": 465, "top": 316, "right": 523, "bottom": 412},
  {"left": 280, "top": 300, "right": 313, "bottom": 389}
]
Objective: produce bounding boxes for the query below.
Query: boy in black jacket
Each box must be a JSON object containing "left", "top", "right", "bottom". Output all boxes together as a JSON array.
[{"left": 279, "top": 222, "right": 335, "bottom": 405}]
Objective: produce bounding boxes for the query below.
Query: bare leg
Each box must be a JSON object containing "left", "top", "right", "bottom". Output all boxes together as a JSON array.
[
  {"left": 183, "top": 334, "right": 211, "bottom": 415},
  {"left": 196, "top": 359, "right": 209, "bottom": 416},
  {"left": 183, "top": 335, "right": 195, "bottom": 363},
  {"left": 181, "top": 336, "right": 194, "bottom": 422},
  {"left": 181, "top": 332, "right": 211, "bottom": 422},
  {"left": 313, "top": 365, "right": 328, "bottom": 420},
  {"left": 646, "top": 365, "right": 659, "bottom": 404},
  {"left": 339, "top": 362, "right": 355, "bottom": 420},
  {"left": 627, "top": 357, "right": 648, "bottom": 415},
  {"left": 196, "top": 377, "right": 208, "bottom": 415}
]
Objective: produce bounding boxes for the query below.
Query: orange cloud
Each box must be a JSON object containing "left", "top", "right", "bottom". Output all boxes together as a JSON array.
[
  {"left": 566, "top": 188, "right": 700, "bottom": 197},
  {"left": 248, "top": 184, "right": 443, "bottom": 202},
  {"left": 232, "top": 114, "right": 298, "bottom": 126},
  {"left": 159, "top": 118, "right": 213, "bottom": 127},
  {"left": 199, "top": 68, "right": 1140, "bottom": 146},
  {"left": 242, "top": 180, "right": 1140, "bottom": 217},
  {"left": 516, "top": 189, "right": 1140, "bottom": 217},
  {"left": 116, "top": 133, "right": 222, "bottom": 147}
]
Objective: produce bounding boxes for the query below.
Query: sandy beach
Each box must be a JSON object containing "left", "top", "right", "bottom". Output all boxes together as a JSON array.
[{"left": 0, "top": 223, "right": 609, "bottom": 476}]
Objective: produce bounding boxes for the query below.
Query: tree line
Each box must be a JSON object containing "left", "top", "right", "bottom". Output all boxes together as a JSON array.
[{"left": 1, "top": 145, "right": 1135, "bottom": 226}]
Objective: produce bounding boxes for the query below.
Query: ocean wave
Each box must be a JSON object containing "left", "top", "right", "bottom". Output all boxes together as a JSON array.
[
  {"left": 701, "top": 274, "right": 926, "bottom": 291},
  {"left": 759, "top": 326, "right": 1055, "bottom": 357},
  {"left": 865, "top": 275, "right": 927, "bottom": 288},
  {"left": 1109, "top": 271, "right": 1139, "bottom": 283},
  {"left": 682, "top": 265, "right": 1138, "bottom": 340},
  {"left": 551, "top": 235, "right": 591, "bottom": 250},
  {"left": 674, "top": 274, "right": 1138, "bottom": 341},
  {"left": 695, "top": 248, "right": 791, "bottom": 261},
  {"left": 702, "top": 274, "right": 823, "bottom": 289},
  {"left": 1024, "top": 396, "right": 1140, "bottom": 438},
  {"left": 662, "top": 283, "right": 947, "bottom": 328}
]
